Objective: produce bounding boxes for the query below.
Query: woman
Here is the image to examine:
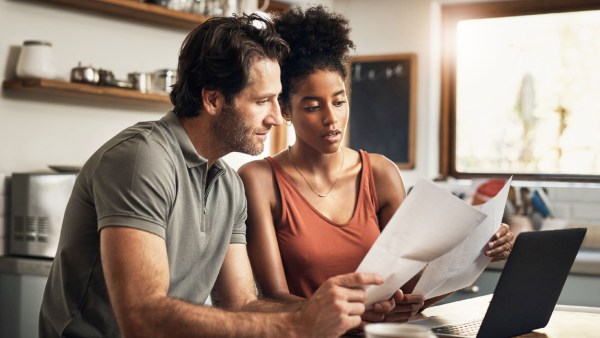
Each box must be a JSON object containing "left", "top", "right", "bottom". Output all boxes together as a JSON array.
[{"left": 238, "top": 6, "right": 514, "bottom": 323}]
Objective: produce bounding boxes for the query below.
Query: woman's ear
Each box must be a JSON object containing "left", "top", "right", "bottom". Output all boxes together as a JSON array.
[
  {"left": 201, "top": 88, "right": 225, "bottom": 116},
  {"left": 281, "top": 104, "right": 292, "bottom": 122}
]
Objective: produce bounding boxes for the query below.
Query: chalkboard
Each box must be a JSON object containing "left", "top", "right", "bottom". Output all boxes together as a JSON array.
[{"left": 349, "top": 54, "right": 416, "bottom": 169}]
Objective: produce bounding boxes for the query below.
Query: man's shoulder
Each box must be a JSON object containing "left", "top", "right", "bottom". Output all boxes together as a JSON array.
[
  {"left": 80, "top": 120, "right": 177, "bottom": 181},
  {"left": 101, "top": 120, "right": 176, "bottom": 159}
]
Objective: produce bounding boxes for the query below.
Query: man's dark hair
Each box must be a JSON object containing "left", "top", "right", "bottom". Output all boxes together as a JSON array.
[
  {"left": 170, "top": 14, "right": 289, "bottom": 118},
  {"left": 273, "top": 6, "right": 355, "bottom": 107}
]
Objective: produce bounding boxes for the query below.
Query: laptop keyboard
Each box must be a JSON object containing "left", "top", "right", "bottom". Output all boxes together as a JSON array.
[{"left": 432, "top": 319, "right": 482, "bottom": 336}]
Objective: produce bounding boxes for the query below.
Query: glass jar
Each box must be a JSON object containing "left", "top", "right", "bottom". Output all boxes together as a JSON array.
[{"left": 15, "top": 40, "right": 56, "bottom": 79}]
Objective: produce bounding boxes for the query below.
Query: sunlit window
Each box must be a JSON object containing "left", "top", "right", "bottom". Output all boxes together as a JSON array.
[{"left": 441, "top": 1, "right": 600, "bottom": 181}]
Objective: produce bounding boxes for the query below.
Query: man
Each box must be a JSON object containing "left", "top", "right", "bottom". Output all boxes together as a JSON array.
[{"left": 39, "top": 14, "right": 383, "bottom": 338}]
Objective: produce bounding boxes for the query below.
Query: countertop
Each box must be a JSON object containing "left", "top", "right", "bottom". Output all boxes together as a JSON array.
[
  {"left": 0, "top": 256, "right": 53, "bottom": 277},
  {"left": 487, "top": 249, "right": 600, "bottom": 276}
]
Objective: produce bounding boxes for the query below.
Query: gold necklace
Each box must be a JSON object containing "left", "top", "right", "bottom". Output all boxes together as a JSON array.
[{"left": 287, "top": 145, "right": 345, "bottom": 197}]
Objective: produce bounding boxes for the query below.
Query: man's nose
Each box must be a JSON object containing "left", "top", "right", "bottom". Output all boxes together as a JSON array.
[{"left": 267, "top": 100, "right": 283, "bottom": 127}]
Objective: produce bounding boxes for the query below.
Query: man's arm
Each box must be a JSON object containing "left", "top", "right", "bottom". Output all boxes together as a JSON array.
[
  {"left": 101, "top": 227, "right": 383, "bottom": 338},
  {"left": 211, "top": 243, "right": 303, "bottom": 312},
  {"left": 101, "top": 227, "right": 293, "bottom": 337}
]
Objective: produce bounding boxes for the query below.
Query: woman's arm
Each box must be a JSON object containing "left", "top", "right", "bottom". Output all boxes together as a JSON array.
[
  {"left": 367, "top": 154, "right": 427, "bottom": 322},
  {"left": 238, "top": 160, "right": 304, "bottom": 303},
  {"left": 369, "top": 153, "right": 407, "bottom": 229}
]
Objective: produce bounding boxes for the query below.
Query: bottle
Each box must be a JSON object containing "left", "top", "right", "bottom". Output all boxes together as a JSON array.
[{"left": 15, "top": 40, "right": 56, "bottom": 79}]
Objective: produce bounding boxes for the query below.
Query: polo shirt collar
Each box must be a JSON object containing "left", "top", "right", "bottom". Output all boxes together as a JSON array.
[
  {"left": 162, "top": 111, "right": 227, "bottom": 173},
  {"left": 163, "top": 111, "right": 206, "bottom": 168}
]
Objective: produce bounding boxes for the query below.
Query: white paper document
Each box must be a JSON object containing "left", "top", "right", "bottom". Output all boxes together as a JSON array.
[
  {"left": 356, "top": 179, "right": 487, "bottom": 307},
  {"left": 413, "top": 177, "right": 512, "bottom": 298}
]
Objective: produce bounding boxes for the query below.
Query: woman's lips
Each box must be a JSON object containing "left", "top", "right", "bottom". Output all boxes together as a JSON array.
[{"left": 323, "top": 129, "right": 341, "bottom": 142}]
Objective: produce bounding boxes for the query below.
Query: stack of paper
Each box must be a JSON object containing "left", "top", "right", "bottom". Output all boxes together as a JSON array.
[{"left": 357, "top": 177, "right": 512, "bottom": 307}]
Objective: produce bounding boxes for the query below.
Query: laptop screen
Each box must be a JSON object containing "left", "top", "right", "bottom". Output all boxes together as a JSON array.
[{"left": 477, "top": 228, "right": 586, "bottom": 338}]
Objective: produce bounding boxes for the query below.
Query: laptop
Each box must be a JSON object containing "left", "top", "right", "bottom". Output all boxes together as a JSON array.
[{"left": 414, "top": 227, "right": 587, "bottom": 338}]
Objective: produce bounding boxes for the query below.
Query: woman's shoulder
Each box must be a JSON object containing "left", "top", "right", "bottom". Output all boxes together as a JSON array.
[
  {"left": 362, "top": 152, "right": 400, "bottom": 175},
  {"left": 238, "top": 157, "right": 280, "bottom": 204},
  {"left": 238, "top": 158, "right": 273, "bottom": 180},
  {"left": 361, "top": 151, "right": 404, "bottom": 189},
  {"left": 361, "top": 151, "right": 406, "bottom": 212}
]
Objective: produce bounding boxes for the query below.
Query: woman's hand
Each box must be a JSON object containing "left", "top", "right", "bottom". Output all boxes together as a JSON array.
[
  {"left": 361, "top": 289, "right": 424, "bottom": 324},
  {"left": 485, "top": 223, "right": 515, "bottom": 262}
]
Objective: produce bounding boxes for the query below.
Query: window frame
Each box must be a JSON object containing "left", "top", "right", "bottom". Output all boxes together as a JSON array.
[{"left": 439, "top": 0, "right": 600, "bottom": 182}]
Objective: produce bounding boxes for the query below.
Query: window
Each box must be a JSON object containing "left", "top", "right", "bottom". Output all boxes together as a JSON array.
[{"left": 440, "top": 0, "right": 600, "bottom": 181}]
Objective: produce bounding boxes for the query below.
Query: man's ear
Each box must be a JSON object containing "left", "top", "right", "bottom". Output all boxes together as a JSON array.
[{"left": 201, "top": 88, "right": 225, "bottom": 116}]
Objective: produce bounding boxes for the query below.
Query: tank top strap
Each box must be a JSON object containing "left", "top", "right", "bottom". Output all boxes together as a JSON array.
[
  {"left": 264, "top": 156, "right": 290, "bottom": 193},
  {"left": 358, "top": 150, "right": 380, "bottom": 218},
  {"left": 264, "top": 156, "right": 296, "bottom": 224},
  {"left": 265, "top": 156, "right": 290, "bottom": 186}
]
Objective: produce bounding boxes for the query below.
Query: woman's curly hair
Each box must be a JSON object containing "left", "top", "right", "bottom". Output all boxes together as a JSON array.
[{"left": 274, "top": 5, "right": 355, "bottom": 107}]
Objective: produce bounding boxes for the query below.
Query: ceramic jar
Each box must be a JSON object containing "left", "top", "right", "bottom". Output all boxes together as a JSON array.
[{"left": 16, "top": 40, "right": 56, "bottom": 79}]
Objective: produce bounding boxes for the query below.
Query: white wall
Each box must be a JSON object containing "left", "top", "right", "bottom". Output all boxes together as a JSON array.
[
  {"left": 334, "top": 0, "right": 441, "bottom": 187},
  {"left": 0, "top": 0, "right": 183, "bottom": 172}
]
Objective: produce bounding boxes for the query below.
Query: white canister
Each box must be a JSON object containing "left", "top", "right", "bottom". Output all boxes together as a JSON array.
[{"left": 15, "top": 40, "right": 56, "bottom": 79}]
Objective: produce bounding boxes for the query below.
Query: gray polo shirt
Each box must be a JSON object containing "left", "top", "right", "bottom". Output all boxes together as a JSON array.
[{"left": 39, "top": 111, "right": 247, "bottom": 338}]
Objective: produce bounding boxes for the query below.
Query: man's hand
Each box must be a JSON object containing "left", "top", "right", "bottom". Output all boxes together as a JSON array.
[{"left": 293, "top": 272, "right": 383, "bottom": 338}]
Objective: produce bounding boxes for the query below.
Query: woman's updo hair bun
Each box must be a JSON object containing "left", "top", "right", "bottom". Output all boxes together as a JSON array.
[{"left": 274, "top": 5, "right": 355, "bottom": 105}]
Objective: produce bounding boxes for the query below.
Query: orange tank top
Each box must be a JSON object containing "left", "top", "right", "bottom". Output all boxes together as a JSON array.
[{"left": 266, "top": 150, "right": 381, "bottom": 298}]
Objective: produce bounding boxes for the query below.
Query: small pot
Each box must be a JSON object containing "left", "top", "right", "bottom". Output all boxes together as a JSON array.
[
  {"left": 98, "top": 69, "right": 116, "bottom": 86},
  {"left": 71, "top": 63, "right": 99, "bottom": 84},
  {"left": 128, "top": 72, "right": 152, "bottom": 93},
  {"left": 151, "top": 69, "right": 176, "bottom": 94},
  {"left": 142, "top": 0, "right": 169, "bottom": 7}
]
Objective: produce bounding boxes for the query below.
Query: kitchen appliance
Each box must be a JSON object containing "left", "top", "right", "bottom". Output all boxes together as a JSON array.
[{"left": 9, "top": 172, "right": 76, "bottom": 258}]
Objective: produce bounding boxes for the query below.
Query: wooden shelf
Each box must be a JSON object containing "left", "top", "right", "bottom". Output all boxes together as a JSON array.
[
  {"left": 35, "top": 0, "right": 290, "bottom": 31},
  {"left": 37, "top": 0, "right": 208, "bottom": 30},
  {"left": 2, "top": 78, "right": 172, "bottom": 110}
]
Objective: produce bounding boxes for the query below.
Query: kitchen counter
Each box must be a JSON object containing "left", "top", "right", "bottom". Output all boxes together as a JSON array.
[
  {"left": 0, "top": 256, "right": 53, "bottom": 277},
  {"left": 437, "top": 250, "right": 600, "bottom": 307},
  {"left": 487, "top": 249, "right": 600, "bottom": 276}
]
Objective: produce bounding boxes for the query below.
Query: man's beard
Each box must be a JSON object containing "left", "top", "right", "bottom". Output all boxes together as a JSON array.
[{"left": 215, "top": 103, "right": 264, "bottom": 156}]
